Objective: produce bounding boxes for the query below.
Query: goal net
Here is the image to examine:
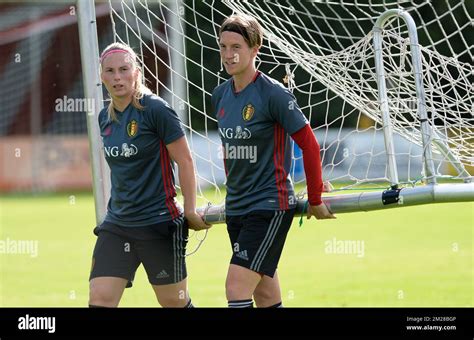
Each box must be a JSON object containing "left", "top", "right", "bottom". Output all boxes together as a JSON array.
[{"left": 95, "top": 0, "right": 472, "bottom": 220}]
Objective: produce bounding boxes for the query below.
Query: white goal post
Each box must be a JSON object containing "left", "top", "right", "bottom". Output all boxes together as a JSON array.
[{"left": 77, "top": 0, "right": 473, "bottom": 225}]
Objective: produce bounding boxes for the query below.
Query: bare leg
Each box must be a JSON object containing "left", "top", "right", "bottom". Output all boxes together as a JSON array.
[
  {"left": 152, "top": 278, "right": 190, "bottom": 307},
  {"left": 225, "top": 264, "right": 262, "bottom": 302},
  {"left": 253, "top": 270, "right": 282, "bottom": 307},
  {"left": 89, "top": 277, "right": 128, "bottom": 307}
]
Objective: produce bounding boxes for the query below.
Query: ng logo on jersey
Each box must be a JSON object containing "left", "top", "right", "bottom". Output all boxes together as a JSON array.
[
  {"left": 104, "top": 143, "right": 138, "bottom": 158},
  {"left": 127, "top": 119, "right": 138, "bottom": 137},
  {"left": 219, "top": 126, "right": 251, "bottom": 139},
  {"left": 242, "top": 103, "right": 254, "bottom": 121}
]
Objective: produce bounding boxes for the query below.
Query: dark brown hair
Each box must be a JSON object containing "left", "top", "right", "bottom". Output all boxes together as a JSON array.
[{"left": 219, "top": 14, "right": 264, "bottom": 48}]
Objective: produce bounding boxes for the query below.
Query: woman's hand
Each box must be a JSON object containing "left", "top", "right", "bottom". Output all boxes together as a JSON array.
[
  {"left": 185, "top": 210, "right": 211, "bottom": 230},
  {"left": 307, "top": 202, "right": 336, "bottom": 220}
]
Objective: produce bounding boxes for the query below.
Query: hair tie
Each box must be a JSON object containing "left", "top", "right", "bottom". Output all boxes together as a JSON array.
[
  {"left": 100, "top": 49, "right": 131, "bottom": 63},
  {"left": 221, "top": 24, "right": 250, "bottom": 42}
]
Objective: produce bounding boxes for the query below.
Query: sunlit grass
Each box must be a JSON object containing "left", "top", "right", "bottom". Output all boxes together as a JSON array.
[{"left": 0, "top": 191, "right": 472, "bottom": 307}]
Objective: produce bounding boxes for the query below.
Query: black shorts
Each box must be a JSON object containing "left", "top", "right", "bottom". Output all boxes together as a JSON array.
[
  {"left": 226, "top": 209, "right": 296, "bottom": 278},
  {"left": 89, "top": 216, "right": 188, "bottom": 287}
]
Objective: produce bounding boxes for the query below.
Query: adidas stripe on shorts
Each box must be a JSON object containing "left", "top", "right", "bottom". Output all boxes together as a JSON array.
[
  {"left": 226, "top": 209, "right": 296, "bottom": 278},
  {"left": 89, "top": 216, "right": 188, "bottom": 287}
]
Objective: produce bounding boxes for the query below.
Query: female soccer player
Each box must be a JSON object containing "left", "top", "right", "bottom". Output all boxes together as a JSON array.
[
  {"left": 212, "top": 15, "right": 336, "bottom": 308},
  {"left": 89, "top": 42, "right": 209, "bottom": 308}
]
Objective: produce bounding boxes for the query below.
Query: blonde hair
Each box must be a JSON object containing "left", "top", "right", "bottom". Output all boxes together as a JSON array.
[
  {"left": 219, "top": 14, "right": 264, "bottom": 49},
  {"left": 99, "top": 42, "right": 152, "bottom": 122}
]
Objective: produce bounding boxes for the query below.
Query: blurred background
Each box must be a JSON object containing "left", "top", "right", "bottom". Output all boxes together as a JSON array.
[
  {"left": 1, "top": 0, "right": 472, "bottom": 194},
  {"left": 0, "top": 0, "right": 150, "bottom": 193}
]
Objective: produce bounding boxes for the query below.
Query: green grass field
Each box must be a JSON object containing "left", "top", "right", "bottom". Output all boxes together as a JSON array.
[{"left": 0, "top": 192, "right": 472, "bottom": 307}]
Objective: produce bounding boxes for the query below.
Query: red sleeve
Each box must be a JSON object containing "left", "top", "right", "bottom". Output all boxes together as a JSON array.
[{"left": 291, "top": 124, "right": 323, "bottom": 206}]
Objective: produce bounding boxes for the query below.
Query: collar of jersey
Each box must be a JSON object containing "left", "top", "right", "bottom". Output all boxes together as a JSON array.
[
  {"left": 114, "top": 102, "right": 132, "bottom": 115},
  {"left": 232, "top": 70, "right": 261, "bottom": 96}
]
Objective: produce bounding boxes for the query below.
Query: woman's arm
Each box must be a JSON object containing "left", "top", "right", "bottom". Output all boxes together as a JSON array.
[
  {"left": 166, "top": 136, "right": 211, "bottom": 230},
  {"left": 291, "top": 124, "right": 336, "bottom": 220}
]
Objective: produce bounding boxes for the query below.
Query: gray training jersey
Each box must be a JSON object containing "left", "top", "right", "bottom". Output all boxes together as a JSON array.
[
  {"left": 98, "top": 94, "right": 184, "bottom": 227},
  {"left": 212, "top": 72, "right": 308, "bottom": 215}
]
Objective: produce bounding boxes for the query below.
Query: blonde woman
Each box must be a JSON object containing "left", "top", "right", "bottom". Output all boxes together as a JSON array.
[{"left": 89, "top": 43, "right": 209, "bottom": 308}]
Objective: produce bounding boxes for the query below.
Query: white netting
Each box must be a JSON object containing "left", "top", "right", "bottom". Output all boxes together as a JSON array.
[{"left": 106, "top": 0, "right": 473, "bottom": 206}]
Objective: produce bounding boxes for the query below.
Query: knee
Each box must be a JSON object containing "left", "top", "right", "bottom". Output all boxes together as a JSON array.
[
  {"left": 225, "top": 278, "right": 249, "bottom": 301},
  {"left": 253, "top": 285, "right": 280, "bottom": 307},
  {"left": 89, "top": 283, "right": 119, "bottom": 307},
  {"left": 253, "top": 286, "right": 274, "bottom": 302}
]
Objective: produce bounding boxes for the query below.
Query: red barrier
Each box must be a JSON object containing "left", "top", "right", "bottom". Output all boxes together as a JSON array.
[{"left": 0, "top": 136, "right": 92, "bottom": 192}]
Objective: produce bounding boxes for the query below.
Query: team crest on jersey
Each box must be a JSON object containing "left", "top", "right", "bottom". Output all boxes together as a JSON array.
[
  {"left": 242, "top": 104, "right": 255, "bottom": 121},
  {"left": 127, "top": 119, "right": 138, "bottom": 137}
]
